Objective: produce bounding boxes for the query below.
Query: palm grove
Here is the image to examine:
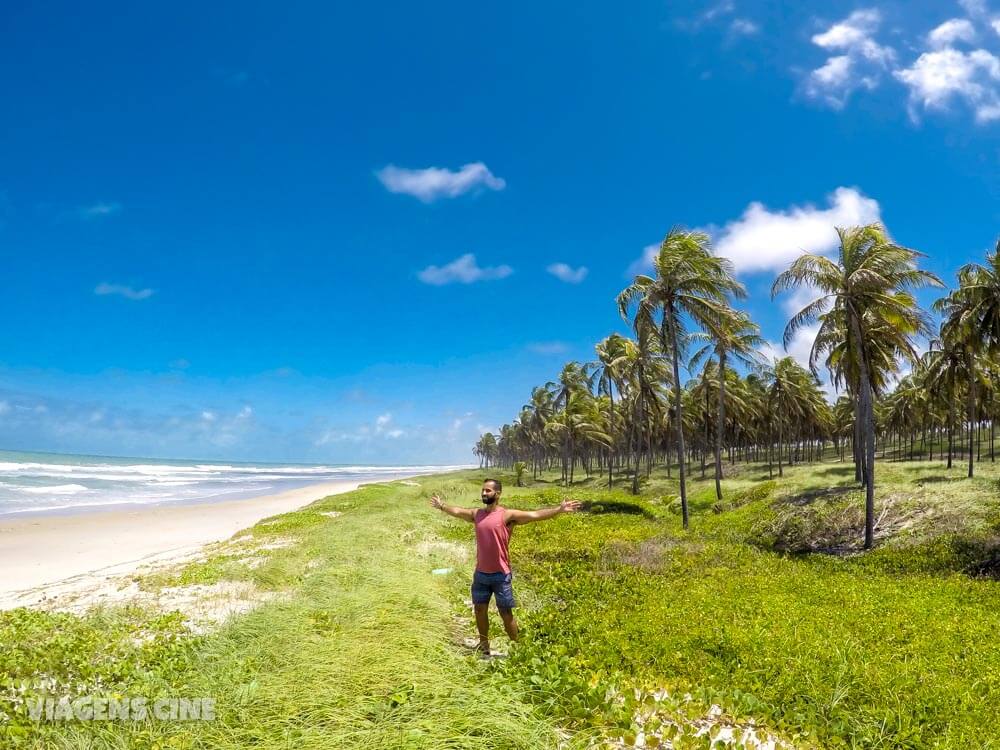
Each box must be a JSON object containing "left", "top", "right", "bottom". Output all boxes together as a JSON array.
[{"left": 474, "top": 225, "right": 1000, "bottom": 549}]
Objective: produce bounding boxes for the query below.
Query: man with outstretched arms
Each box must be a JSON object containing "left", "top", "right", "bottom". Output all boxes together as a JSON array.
[{"left": 430, "top": 478, "right": 581, "bottom": 655}]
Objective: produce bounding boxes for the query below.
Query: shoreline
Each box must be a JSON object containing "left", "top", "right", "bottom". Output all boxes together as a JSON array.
[{"left": 0, "top": 478, "right": 395, "bottom": 610}]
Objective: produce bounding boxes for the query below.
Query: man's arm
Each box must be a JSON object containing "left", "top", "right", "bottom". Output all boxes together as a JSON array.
[
  {"left": 505, "top": 499, "right": 582, "bottom": 526},
  {"left": 429, "top": 494, "right": 476, "bottom": 522}
]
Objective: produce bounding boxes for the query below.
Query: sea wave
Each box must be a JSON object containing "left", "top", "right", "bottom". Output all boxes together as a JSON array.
[
  {"left": 0, "top": 453, "right": 469, "bottom": 516},
  {"left": 16, "top": 484, "right": 89, "bottom": 495}
]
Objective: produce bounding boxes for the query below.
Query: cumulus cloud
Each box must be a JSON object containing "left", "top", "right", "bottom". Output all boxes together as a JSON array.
[
  {"left": 928, "top": 18, "right": 977, "bottom": 48},
  {"left": 625, "top": 188, "right": 882, "bottom": 278},
  {"left": 94, "top": 282, "right": 155, "bottom": 300},
  {"left": 376, "top": 162, "right": 505, "bottom": 202},
  {"left": 625, "top": 243, "right": 660, "bottom": 278},
  {"left": 417, "top": 254, "right": 513, "bottom": 285},
  {"left": 546, "top": 263, "right": 588, "bottom": 283},
  {"left": 805, "top": 9, "right": 896, "bottom": 107},
  {"left": 711, "top": 187, "right": 883, "bottom": 274},
  {"left": 762, "top": 323, "right": 821, "bottom": 369},
  {"left": 894, "top": 48, "right": 1000, "bottom": 123}
]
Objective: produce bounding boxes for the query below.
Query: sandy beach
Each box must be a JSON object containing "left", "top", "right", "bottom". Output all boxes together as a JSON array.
[{"left": 0, "top": 479, "right": 366, "bottom": 610}]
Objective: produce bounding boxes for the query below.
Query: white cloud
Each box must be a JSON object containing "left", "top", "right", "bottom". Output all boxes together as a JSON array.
[
  {"left": 0, "top": 401, "right": 8, "bottom": 416},
  {"left": 79, "top": 202, "right": 121, "bottom": 219},
  {"left": 625, "top": 243, "right": 660, "bottom": 278},
  {"left": 375, "top": 412, "right": 405, "bottom": 438},
  {"left": 730, "top": 18, "right": 759, "bottom": 36},
  {"left": 895, "top": 47, "right": 1000, "bottom": 123},
  {"left": 317, "top": 412, "right": 405, "bottom": 445},
  {"left": 711, "top": 187, "right": 882, "bottom": 274},
  {"left": 417, "top": 253, "right": 513, "bottom": 285},
  {"left": 201, "top": 410, "right": 217, "bottom": 422},
  {"left": 807, "top": 56, "right": 857, "bottom": 106},
  {"left": 677, "top": 0, "right": 734, "bottom": 31},
  {"left": 928, "top": 19, "right": 977, "bottom": 48},
  {"left": 94, "top": 282, "right": 155, "bottom": 300},
  {"left": 702, "top": 1, "right": 734, "bottom": 23},
  {"left": 805, "top": 9, "right": 895, "bottom": 107},
  {"left": 527, "top": 341, "right": 569, "bottom": 355},
  {"left": 762, "top": 324, "right": 840, "bottom": 400},
  {"left": 376, "top": 162, "right": 505, "bottom": 202},
  {"left": 961, "top": 0, "right": 989, "bottom": 18},
  {"left": 546, "top": 262, "right": 588, "bottom": 283},
  {"left": 762, "top": 323, "right": 819, "bottom": 369},
  {"left": 812, "top": 9, "right": 894, "bottom": 64},
  {"left": 993, "top": 19, "right": 1000, "bottom": 37},
  {"left": 778, "top": 282, "right": 827, "bottom": 316}
]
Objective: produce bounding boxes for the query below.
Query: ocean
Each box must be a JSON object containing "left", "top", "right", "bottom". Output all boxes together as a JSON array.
[{"left": 0, "top": 449, "right": 465, "bottom": 516}]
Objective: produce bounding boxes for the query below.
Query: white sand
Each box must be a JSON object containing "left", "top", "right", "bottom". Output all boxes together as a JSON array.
[{"left": 0, "top": 480, "right": 362, "bottom": 610}]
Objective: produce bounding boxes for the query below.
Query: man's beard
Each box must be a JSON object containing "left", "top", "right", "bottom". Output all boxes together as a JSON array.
[{"left": 481, "top": 496, "right": 494, "bottom": 504}]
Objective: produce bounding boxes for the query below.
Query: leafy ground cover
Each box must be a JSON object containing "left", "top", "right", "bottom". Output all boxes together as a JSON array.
[
  {"left": 448, "top": 457, "right": 1000, "bottom": 749},
  {"left": 5, "top": 458, "right": 1000, "bottom": 748},
  {"left": 0, "top": 479, "right": 571, "bottom": 749}
]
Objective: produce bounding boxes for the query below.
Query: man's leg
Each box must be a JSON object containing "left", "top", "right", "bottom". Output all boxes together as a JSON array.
[
  {"left": 497, "top": 607, "right": 518, "bottom": 642},
  {"left": 494, "top": 572, "right": 518, "bottom": 642},
  {"left": 473, "top": 603, "right": 490, "bottom": 651}
]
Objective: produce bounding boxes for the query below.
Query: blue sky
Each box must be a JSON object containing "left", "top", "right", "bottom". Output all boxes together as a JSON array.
[{"left": 1, "top": 0, "right": 999, "bottom": 463}]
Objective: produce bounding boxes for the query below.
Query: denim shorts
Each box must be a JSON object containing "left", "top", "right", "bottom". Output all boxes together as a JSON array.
[{"left": 471, "top": 570, "right": 516, "bottom": 609}]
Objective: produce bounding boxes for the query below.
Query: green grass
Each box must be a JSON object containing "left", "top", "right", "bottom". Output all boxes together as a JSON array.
[
  {"left": 0, "top": 479, "right": 575, "bottom": 749},
  {"left": 6, "top": 459, "right": 1000, "bottom": 748},
  {"left": 466, "top": 457, "right": 1000, "bottom": 749}
]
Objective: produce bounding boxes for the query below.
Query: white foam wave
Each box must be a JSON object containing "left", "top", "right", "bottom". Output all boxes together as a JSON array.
[{"left": 18, "top": 484, "right": 89, "bottom": 495}]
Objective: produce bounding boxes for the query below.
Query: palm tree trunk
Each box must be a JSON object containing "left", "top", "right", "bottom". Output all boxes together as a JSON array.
[
  {"left": 608, "top": 378, "right": 616, "bottom": 488},
  {"left": 667, "top": 314, "right": 689, "bottom": 528},
  {"left": 847, "top": 309, "right": 876, "bottom": 550},
  {"left": 853, "top": 400, "right": 864, "bottom": 484},
  {"left": 967, "top": 354, "right": 976, "bottom": 479},
  {"left": 777, "top": 418, "right": 783, "bottom": 478},
  {"left": 715, "top": 351, "right": 726, "bottom": 501},
  {"left": 948, "top": 396, "right": 955, "bottom": 469}
]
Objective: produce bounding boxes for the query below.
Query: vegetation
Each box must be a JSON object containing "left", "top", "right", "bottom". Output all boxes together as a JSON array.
[
  {"left": 482, "top": 225, "right": 1000, "bottom": 553},
  {"left": 0, "top": 480, "right": 574, "bottom": 749},
  {"left": 7, "top": 460, "right": 1000, "bottom": 747}
]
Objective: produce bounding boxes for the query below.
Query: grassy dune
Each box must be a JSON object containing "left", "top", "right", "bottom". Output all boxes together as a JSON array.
[{"left": 4, "top": 458, "right": 1000, "bottom": 748}]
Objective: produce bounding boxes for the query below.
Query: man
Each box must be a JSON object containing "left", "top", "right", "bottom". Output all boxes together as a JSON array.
[{"left": 430, "top": 478, "right": 581, "bottom": 655}]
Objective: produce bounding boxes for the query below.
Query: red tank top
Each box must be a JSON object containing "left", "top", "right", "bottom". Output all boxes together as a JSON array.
[{"left": 474, "top": 506, "right": 512, "bottom": 574}]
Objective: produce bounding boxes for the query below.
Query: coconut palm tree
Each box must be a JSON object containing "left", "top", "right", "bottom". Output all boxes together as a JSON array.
[
  {"left": 772, "top": 223, "right": 942, "bottom": 549},
  {"left": 619, "top": 319, "right": 668, "bottom": 493},
  {"left": 933, "top": 243, "right": 1000, "bottom": 476},
  {"left": 593, "top": 333, "right": 630, "bottom": 487},
  {"left": 690, "top": 310, "right": 764, "bottom": 499},
  {"left": 618, "top": 228, "right": 745, "bottom": 528}
]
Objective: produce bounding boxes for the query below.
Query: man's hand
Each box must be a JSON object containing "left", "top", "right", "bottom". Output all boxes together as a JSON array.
[
  {"left": 431, "top": 495, "right": 476, "bottom": 522},
  {"left": 560, "top": 499, "right": 582, "bottom": 513}
]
